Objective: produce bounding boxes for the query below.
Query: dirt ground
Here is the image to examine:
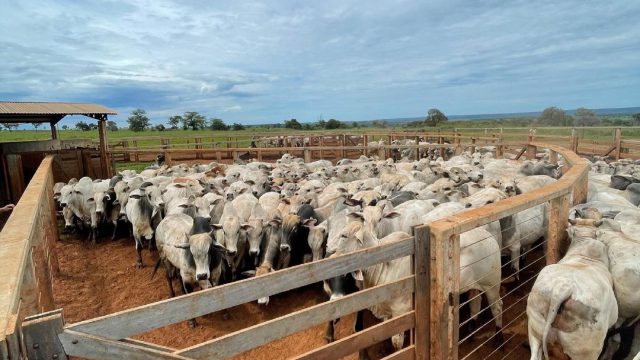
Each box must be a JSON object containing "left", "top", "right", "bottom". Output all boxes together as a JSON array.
[{"left": 52, "top": 226, "right": 535, "bottom": 360}]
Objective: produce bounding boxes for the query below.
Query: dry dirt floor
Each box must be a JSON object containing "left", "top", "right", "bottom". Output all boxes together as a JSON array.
[{"left": 52, "top": 224, "right": 536, "bottom": 360}]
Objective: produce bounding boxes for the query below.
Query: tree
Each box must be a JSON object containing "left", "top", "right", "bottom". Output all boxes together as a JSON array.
[
  {"left": 231, "top": 123, "right": 245, "bottom": 131},
  {"left": 325, "top": 119, "right": 344, "bottom": 129},
  {"left": 168, "top": 115, "right": 182, "bottom": 130},
  {"left": 209, "top": 118, "right": 229, "bottom": 130},
  {"left": 425, "top": 108, "right": 448, "bottom": 126},
  {"left": 106, "top": 120, "right": 118, "bottom": 131},
  {"left": 33, "top": 123, "right": 42, "bottom": 130},
  {"left": 61, "top": 125, "right": 69, "bottom": 130},
  {"left": 75, "top": 121, "right": 91, "bottom": 131},
  {"left": 317, "top": 120, "right": 326, "bottom": 129},
  {"left": 632, "top": 113, "right": 640, "bottom": 126},
  {"left": 573, "top": 107, "right": 600, "bottom": 126},
  {"left": 181, "top": 111, "right": 206, "bottom": 130},
  {"left": 1, "top": 123, "right": 18, "bottom": 131},
  {"left": 352, "top": 122, "right": 359, "bottom": 128},
  {"left": 537, "top": 106, "right": 572, "bottom": 126},
  {"left": 127, "top": 109, "right": 150, "bottom": 132},
  {"left": 284, "top": 118, "right": 302, "bottom": 129},
  {"left": 155, "top": 124, "right": 166, "bottom": 131}
]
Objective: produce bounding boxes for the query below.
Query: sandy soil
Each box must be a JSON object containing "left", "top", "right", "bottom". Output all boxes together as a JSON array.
[{"left": 52, "top": 226, "right": 535, "bottom": 360}]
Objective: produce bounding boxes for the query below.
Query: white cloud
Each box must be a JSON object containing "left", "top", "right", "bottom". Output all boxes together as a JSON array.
[{"left": 0, "top": 0, "right": 638, "bottom": 125}]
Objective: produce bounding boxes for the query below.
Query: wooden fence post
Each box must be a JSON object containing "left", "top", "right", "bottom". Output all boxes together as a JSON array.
[
  {"left": 303, "top": 148, "right": 312, "bottom": 163},
  {"left": 547, "top": 192, "right": 571, "bottom": 263},
  {"left": 429, "top": 225, "right": 460, "bottom": 360},
  {"left": 364, "top": 134, "right": 369, "bottom": 156},
  {"left": 22, "top": 310, "right": 67, "bottom": 360},
  {"left": 573, "top": 170, "right": 588, "bottom": 205},
  {"left": 132, "top": 141, "right": 139, "bottom": 162},
  {"left": 123, "top": 141, "right": 130, "bottom": 162},
  {"left": 195, "top": 137, "right": 203, "bottom": 160},
  {"left": 613, "top": 128, "right": 621, "bottom": 160},
  {"left": 527, "top": 144, "right": 537, "bottom": 160},
  {"left": 549, "top": 149, "right": 558, "bottom": 165},
  {"left": 227, "top": 137, "right": 232, "bottom": 158},
  {"left": 414, "top": 226, "right": 430, "bottom": 360},
  {"left": 470, "top": 138, "right": 476, "bottom": 154},
  {"left": 571, "top": 128, "right": 578, "bottom": 153}
]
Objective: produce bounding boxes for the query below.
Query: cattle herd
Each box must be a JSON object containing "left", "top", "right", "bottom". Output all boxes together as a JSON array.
[{"left": 50, "top": 148, "right": 640, "bottom": 359}]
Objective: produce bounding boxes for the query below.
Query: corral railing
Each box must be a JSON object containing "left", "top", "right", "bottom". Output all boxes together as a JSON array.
[
  {"left": 106, "top": 126, "right": 639, "bottom": 165},
  {"left": 420, "top": 142, "right": 588, "bottom": 359},
  {"left": 0, "top": 156, "right": 60, "bottom": 359},
  {"left": 0, "top": 142, "right": 589, "bottom": 360}
]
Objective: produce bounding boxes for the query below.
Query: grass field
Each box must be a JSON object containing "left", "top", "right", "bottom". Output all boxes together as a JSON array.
[{"left": 2, "top": 123, "right": 639, "bottom": 147}]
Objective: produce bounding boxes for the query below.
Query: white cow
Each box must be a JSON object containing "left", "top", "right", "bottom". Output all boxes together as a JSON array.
[{"left": 527, "top": 224, "right": 618, "bottom": 360}]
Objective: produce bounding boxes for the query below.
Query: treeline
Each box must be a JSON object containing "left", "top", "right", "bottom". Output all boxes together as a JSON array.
[{"left": 57, "top": 106, "right": 640, "bottom": 132}]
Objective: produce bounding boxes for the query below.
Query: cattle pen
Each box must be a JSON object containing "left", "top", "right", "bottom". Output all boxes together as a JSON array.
[{"left": 0, "top": 140, "right": 589, "bottom": 360}]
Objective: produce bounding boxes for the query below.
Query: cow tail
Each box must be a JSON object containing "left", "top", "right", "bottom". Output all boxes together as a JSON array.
[
  {"left": 542, "top": 284, "right": 572, "bottom": 360},
  {"left": 151, "top": 257, "right": 162, "bottom": 280}
]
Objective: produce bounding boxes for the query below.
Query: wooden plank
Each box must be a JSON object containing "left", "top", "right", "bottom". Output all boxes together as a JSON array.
[
  {"left": 97, "top": 120, "right": 110, "bottom": 178},
  {"left": 5, "top": 154, "right": 25, "bottom": 203},
  {"left": 526, "top": 144, "right": 537, "bottom": 160},
  {"left": 429, "top": 226, "right": 459, "bottom": 360},
  {"left": 294, "top": 312, "right": 415, "bottom": 360},
  {"left": 59, "top": 330, "right": 191, "bottom": 360},
  {"left": 547, "top": 193, "right": 571, "bottom": 264},
  {"left": 413, "top": 226, "right": 430, "bottom": 360},
  {"left": 514, "top": 146, "right": 527, "bottom": 160},
  {"left": 0, "top": 157, "right": 54, "bottom": 340},
  {"left": 67, "top": 236, "right": 414, "bottom": 340},
  {"left": 380, "top": 345, "right": 415, "bottom": 360},
  {"left": 121, "top": 338, "right": 176, "bottom": 353},
  {"left": 613, "top": 127, "right": 621, "bottom": 160},
  {"left": 548, "top": 149, "right": 558, "bottom": 165},
  {"left": 177, "top": 278, "right": 414, "bottom": 359},
  {"left": 22, "top": 309, "right": 67, "bottom": 360}
]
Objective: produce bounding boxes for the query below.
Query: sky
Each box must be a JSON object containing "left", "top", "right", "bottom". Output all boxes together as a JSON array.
[{"left": 1, "top": 0, "right": 639, "bottom": 126}]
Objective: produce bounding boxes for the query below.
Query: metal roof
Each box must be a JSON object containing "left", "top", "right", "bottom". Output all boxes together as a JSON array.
[{"left": 0, "top": 102, "right": 117, "bottom": 123}]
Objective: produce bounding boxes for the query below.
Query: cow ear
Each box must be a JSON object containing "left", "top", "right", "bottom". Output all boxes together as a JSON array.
[
  {"left": 281, "top": 198, "right": 290, "bottom": 205},
  {"left": 269, "top": 218, "right": 282, "bottom": 227},
  {"left": 210, "top": 241, "right": 227, "bottom": 254},
  {"left": 384, "top": 211, "right": 400, "bottom": 219},
  {"left": 344, "top": 198, "right": 362, "bottom": 207},
  {"left": 211, "top": 224, "right": 223, "bottom": 231},
  {"left": 245, "top": 180, "right": 255, "bottom": 185},
  {"left": 568, "top": 218, "right": 577, "bottom": 225},
  {"left": 302, "top": 218, "right": 317, "bottom": 227},
  {"left": 239, "top": 188, "right": 248, "bottom": 194},
  {"left": 174, "top": 243, "right": 190, "bottom": 249},
  {"left": 347, "top": 212, "right": 364, "bottom": 221},
  {"left": 240, "top": 224, "right": 253, "bottom": 231},
  {"left": 442, "top": 172, "right": 450, "bottom": 178},
  {"left": 303, "top": 198, "right": 313, "bottom": 204},
  {"left": 87, "top": 197, "right": 94, "bottom": 202},
  {"left": 130, "top": 194, "right": 141, "bottom": 199},
  {"left": 352, "top": 270, "right": 364, "bottom": 282},
  {"left": 241, "top": 270, "right": 256, "bottom": 278}
]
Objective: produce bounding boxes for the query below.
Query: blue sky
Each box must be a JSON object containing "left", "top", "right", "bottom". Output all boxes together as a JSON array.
[{"left": 1, "top": 0, "right": 639, "bottom": 126}]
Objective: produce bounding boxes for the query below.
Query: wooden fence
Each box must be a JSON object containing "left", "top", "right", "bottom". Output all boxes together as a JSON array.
[
  {"left": 106, "top": 127, "right": 639, "bottom": 166},
  {"left": 1, "top": 142, "right": 589, "bottom": 359},
  {"left": 0, "top": 156, "right": 60, "bottom": 359}
]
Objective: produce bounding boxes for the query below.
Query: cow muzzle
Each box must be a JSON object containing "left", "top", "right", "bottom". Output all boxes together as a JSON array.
[
  {"left": 196, "top": 273, "right": 208, "bottom": 281},
  {"left": 249, "top": 249, "right": 259, "bottom": 257},
  {"left": 280, "top": 244, "right": 291, "bottom": 252}
]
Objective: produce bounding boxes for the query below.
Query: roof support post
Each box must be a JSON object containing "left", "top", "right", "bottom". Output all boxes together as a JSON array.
[
  {"left": 98, "top": 119, "right": 111, "bottom": 178},
  {"left": 50, "top": 122, "right": 58, "bottom": 140}
]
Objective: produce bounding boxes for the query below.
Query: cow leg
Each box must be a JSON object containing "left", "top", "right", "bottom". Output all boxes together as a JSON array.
[
  {"left": 111, "top": 220, "right": 118, "bottom": 241},
  {"left": 611, "top": 325, "right": 634, "bottom": 360},
  {"left": 148, "top": 236, "right": 157, "bottom": 251},
  {"left": 355, "top": 311, "right": 370, "bottom": 360},
  {"left": 135, "top": 237, "right": 144, "bottom": 268},
  {"left": 324, "top": 320, "right": 335, "bottom": 343},
  {"left": 181, "top": 281, "right": 197, "bottom": 328},
  {"left": 467, "top": 290, "right": 481, "bottom": 339},
  {"left": 485, "top": 286, "right": 504, "bottom": 346}
]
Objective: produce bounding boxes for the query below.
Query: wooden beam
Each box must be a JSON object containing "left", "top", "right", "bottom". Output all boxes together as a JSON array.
[
  {"left": 413, "top": 226, "right": 430, "bottom": 360},
  {"left": 50, "top": 122, "right": 58, "bottom": 140},
  {"left": 59, "top": 330, "right": 191, "bottom": 360},
  {"left": 5, "top": 154, "right": 25, "bottom": 202},
  {"left": 177, "top": 278, "right": 414, "bottom": 359},
  {"left": 67, "top": 237, "right": 414, "bottom": 340},
  {"left": 547, "top": 193, "right": 571, "bottom": 263},
  {"left": 97, "top": 120, "right": 110, "bottom": 178},
  {"left": 380, "top": 345, "right": 415, "bottom": 360},
  {"left": 293, "top": 312, "right": 415, "bottom": 360},
  {"left": 613, "top": 127, "right": 622, "bottom": 160},
  {"left": 22, "top": 309, "right": 67, "bottom": 360}
]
